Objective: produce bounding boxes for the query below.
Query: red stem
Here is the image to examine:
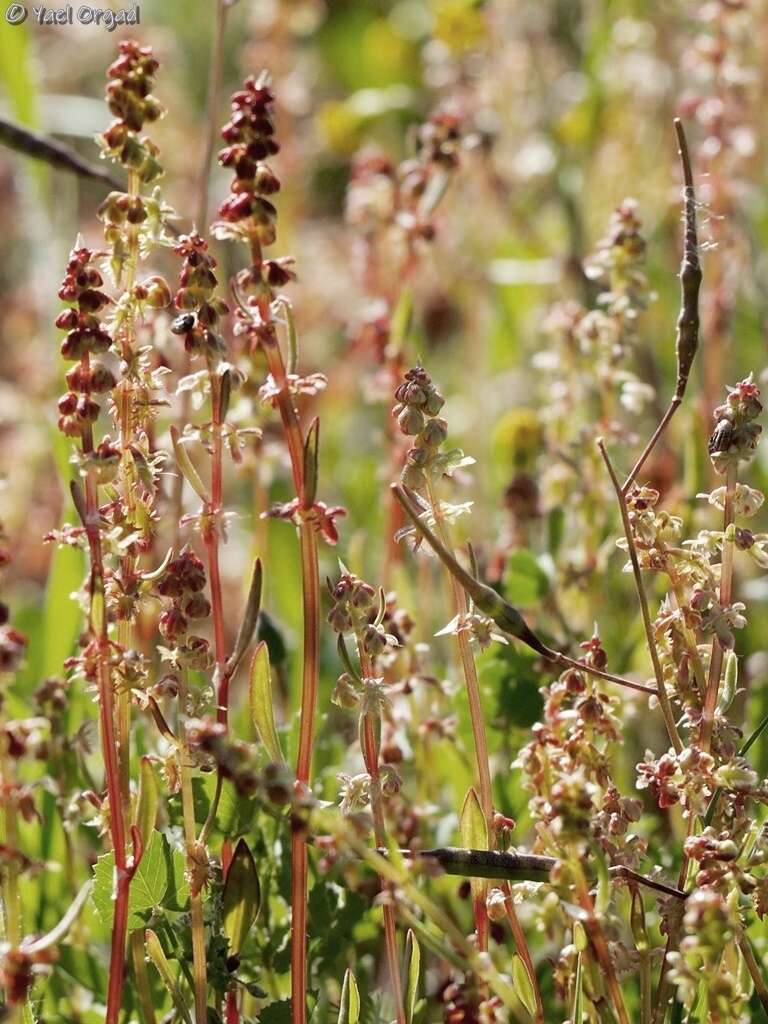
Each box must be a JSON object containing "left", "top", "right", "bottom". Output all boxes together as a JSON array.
[{"left": 258, "top": 330, "right": 321, "bottom": 1024}]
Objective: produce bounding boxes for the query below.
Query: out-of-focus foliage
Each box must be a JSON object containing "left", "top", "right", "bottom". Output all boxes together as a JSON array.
[{"left": 2, "top": 1, "right": 768, "bottom": 1022}]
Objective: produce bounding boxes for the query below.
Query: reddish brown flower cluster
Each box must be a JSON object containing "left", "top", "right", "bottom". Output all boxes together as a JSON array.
[
  {"left": 55, "top": 248, "right": 115, "bottom": 438},
  {"left": 170, "top": 233, "right": 229, "bottom": 357},
  {"left": 100, "top": 40, "right": 164, "bottom": 182},
  {"left": 156, "top": 551, "right": 212, "bottom": 668},
  {"left": 217, "top": 75, "right": 280, "bottom": 226},
  {"left": 214, "top": 73, "right": 297, "bottom": 299}
]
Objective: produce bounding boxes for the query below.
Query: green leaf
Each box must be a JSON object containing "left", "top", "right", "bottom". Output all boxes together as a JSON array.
[
  {"left": 511, "top": 954, "right": 537, "bottom": 1019},
  {"left": 404, "top": 929, "right": 421, "bottom": 1024},
  {"left": 459, "top": 788, "right": 488, "bottom": 899},
  {"left": 249, "top": 641, "right": 285, "bottom": 764},
  {"left": 502, "top": 550, "right": 549, "bottom": 608},
  {"left": 134, "top": 757, "right": 160, "bottom": 845},
  {"left": 92, "top": 831, "right": 174, "bottom": 930},
  {"left": 338, "top": 968, "right": 360, "bottom": 1024},
  {"left": 259, "top": 1001, "right": 292, "bottom": 1024},
  {"left": 571, "top": 951, "right": 584, "bottom": 1023},
  {"left": 145, "top": 929, "right": 192, "bottom": 1024},
  {"left": 222, "top": 838, "right": 261, "bottom": 957}
]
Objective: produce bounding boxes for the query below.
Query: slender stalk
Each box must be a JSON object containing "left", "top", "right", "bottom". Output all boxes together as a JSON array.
[
  {"left": 737, "top": 931, "right": 768, "bottom": 1017},
  {"left": 115, "top": 166, "right": 142, "bottom": 808},
  {"left": 358, "top": 646, "right": 405, "bottom": 1024},
  {"left": 257, "top": 327, "right": 320, "bottom": 1024},
  {"left": 598, "top": 439, "right": 683, "bottom": 753},
  {"left": 622, "top": 119, "right": 701, "bottom": 495},
  {"left": 573, "top": 865, "right": 630, "bottom": 1024},
  {"left": 700, "top": 463, "right": 737, "bottom": 751},
  {"left": 392, "top": 483, "right": 656, "bottom": 696},
  {"left": 130, "top": 929, "right": 158, "bottom": 1024},
  {"left": 501, "top": 882, "right": 544, "bottom": 1024},
  {"left": 0, "top": 746, "right": 22, "bottom": 1024},
  {"left": 204, "top": 364, "right": 228, "bottom": 721},
  {"left": 80, "top": 356, "right": 131, "bottom": 1024},
  {"left": 178, "top": 670, "right": 209, "bottom": 1024},
  {"left": 196, "top": 0, "right": 229, "bottom": 232},
  {"left": 424, "top": 479, "right": 493, "bottom": 949}
]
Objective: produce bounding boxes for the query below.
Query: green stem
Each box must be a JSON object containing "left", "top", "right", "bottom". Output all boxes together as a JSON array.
[
  {"left": 178, "top": 669, "right": 209, "bottom": 1024},
  {"left": 424, "top": 478, "right": 492, "bottom": 950}
]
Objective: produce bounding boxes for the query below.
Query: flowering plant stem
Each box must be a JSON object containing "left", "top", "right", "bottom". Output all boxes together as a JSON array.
[
  {"left": 700, "top": 462, "right": 738, "bottom": 751},
  {"left": 80, "top": 400, "right": 130, "bottom": 1024},
  {"left": 357, "top": 644, "right": 405, "bottom": 1024},
  {"left": 500, "top": 881, "right": 544, "bottom": 1024},
  {"left": 178, "top": 668, "right": 209, "bottom": 1023},
  {"left": 115, "top": 167, "right": 141, "bottom": 807},
  {"left": 257, "top": 326, "right": 320, "bottom": 1024},
  {"left": 424, "top": 478, "right": 492, "bottom": 950},
  {"left": 598, "top": 439, "right": 683, "bottom": 753}
]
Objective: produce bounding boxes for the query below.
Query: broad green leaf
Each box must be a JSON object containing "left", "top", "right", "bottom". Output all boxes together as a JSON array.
[
  {"left": 222, "top": 838, "right": 261, "bottom": 956},
  {"left": 134, "top": 757, "right": 160, "bottom": 845},
  {"left": 459, "top": 787, "right": 488, "bottom": 899},
  {"left": 249, "top": 641, "right": 285, "bottom": 764},
  {"left": 404, "top": 928, "right": 421, "bottom": 1024},
  {"left": 338, "top": 968, "right": 360, "bottom": 1024},
  {"left": 502, "top": 550, "right": 549, "bottom": 608},
  {"left": 92, "top": 830, "right": 172, "bottom": 930},
  {"left": 511, "top": 953, "right": 537, "bottom": 1020}
]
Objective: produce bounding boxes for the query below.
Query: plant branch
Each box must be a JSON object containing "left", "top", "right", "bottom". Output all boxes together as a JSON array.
[
  {"left": 622, "top": 118, "right": 701, "bottom": 493},
  {"left": 597, "top": 439, "right": 683, "bottom": 753},
  {"left": 392, "top": 483, "right": 657, "bottom": 696}
]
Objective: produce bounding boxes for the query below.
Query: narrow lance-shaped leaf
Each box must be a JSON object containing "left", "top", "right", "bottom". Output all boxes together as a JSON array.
[
  {"left": 227, "top": 558, "right": 263, "bottom": 677},
  {"left": 134, "top": 757, "right": 159, "bottom": 846},
  {"left": 145, "top": 929, "right": 193, "bottom": 1024},
  {"left": 249, "top": 641, "right": 285, "bottom": 764},
  {"left": 459, "top": 787, "right": 489, "bottom": 899},
  {"left": 338, "top": 968, "right": 360, "bottom": 1024},
  {"left": 390, "top": 286, "right": 412, "bottom": 355},
  {"left": 511, "top": 953, "right": 537, "bottom": 1020},
  {"left": 170, "top": 424, "right": 209, "bottom": 503},
  {"left": 222, "top": 838, "right": 261, "bottom": 957},
  {"left": 404, "top": 928, "right": 421, "bottom": 1024},
  {"left": 303, "top": 417, "right": 319, "bottom": 507}
]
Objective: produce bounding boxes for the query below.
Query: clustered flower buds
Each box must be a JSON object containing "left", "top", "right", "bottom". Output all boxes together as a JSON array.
[
  {"left": 170, "top": 233, "right": 229, "bottom": 358},
  {"left": 99, "top": 40, "right": 164, "bottom": 182},
  {"left": 708, "top": 374, "right": 763, "bottom": 472},
  {"left": 55, "top": 248, "right": 114, "bottom": 438},
  {"left": 156, "top": 551, "right": 213, "bottom": 669},
  {"left": 585, "top": 198, "right": 649, "bottom": 321},
  {"left": 393, "top": 366, "right": 447, "bottom": 490}
]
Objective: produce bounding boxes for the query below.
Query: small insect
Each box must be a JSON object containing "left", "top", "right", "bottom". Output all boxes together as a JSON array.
[
  {"left": 708, "top": 417, "right": 734, "bottom": 455},
  {"left": 170, "top": 312, "right": 195, "bottom": 335}
]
